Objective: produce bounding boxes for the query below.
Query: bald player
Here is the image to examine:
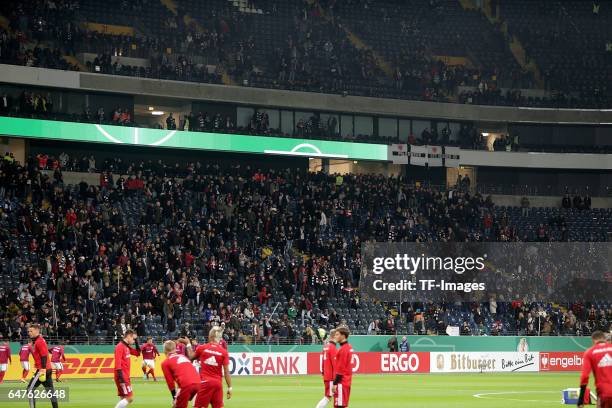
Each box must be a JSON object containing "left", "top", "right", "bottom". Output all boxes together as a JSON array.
[
  {"left": 161, "top": 340, "right": 201, "bottom": 408},
  {"left": 578, "top": 330, "right": 612, "bottom": 408}
]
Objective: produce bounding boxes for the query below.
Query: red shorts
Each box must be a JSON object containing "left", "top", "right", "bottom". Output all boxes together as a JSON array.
[
  {"left": 323, "top": 380, "right": 334, "bottom": 397},
  {"left": 194, "top": 382, "right": 223, "bottom": 408},
  {"left": 114, "top": 379, "right": 133, "bottom": 398},
  {"left": 334, "top": 383, "right": 351, "bottom": 408},
  {"left": 175, "top": 383, "right": 200, "bottom": 408}
]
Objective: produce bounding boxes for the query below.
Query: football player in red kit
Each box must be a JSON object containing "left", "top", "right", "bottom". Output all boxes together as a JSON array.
[
  {"left": 50, "top": 343, "right": 66, "bottom": 382},
  {"left": 332, "top": 327, "right": 354, "bottom": 408},
  {"left": 176, "top": 340, "right": 187, "bottom": 356},
  {"left": 19, "top": 340, "right": 33, "bottom": 382},
  {"left": 0, "top": 341, "right": 11, "bottom": 383},
  {"left": 113, "top": 329, "right": 140, "bottom": 408},
  {"left": 315, "top": 329, "right": 337, "bottom": 408},
  {"left": 161, "top": 340, "right": 201, "bottom": 408},
  {"left": 141, "top": 337, "right": 160, "bottom": 381},
  {"left": 578, "top": 330, "right": 612, "bottom": 408},
  {"left": 185, "top": 326, "right": 233, "bottom": 408},
  {"left": 27, "top": 324, "right": 59, "bottom": 408}
]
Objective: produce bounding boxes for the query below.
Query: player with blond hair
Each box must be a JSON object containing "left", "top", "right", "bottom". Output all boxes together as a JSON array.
[
  {"left": 183, "top": 326, "right": 232, "bottom": 408},
  {"left": 315, "top": 329, "right": 338, "bottom": 408}
]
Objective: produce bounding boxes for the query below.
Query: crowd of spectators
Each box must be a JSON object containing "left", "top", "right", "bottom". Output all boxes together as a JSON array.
[
  {"left": 458, "top": 87, "right": 603, "bottom": 109},
  {"left": 0, "top": 0, "right": 608, "bottom": 108},
  {"left": 0, "top": 150, "right": 609, "bottom": 343},
  {"left": 0, "top": 90, "right": 137, "bottom": 127}
]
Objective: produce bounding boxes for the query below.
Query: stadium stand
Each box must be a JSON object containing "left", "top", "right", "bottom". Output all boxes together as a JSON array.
[
  {"left": 0, "top": 151, "right": 609, "bottom": 344},
  {"left": 0, "top": 0, "right": 609, "bottom": 108}
]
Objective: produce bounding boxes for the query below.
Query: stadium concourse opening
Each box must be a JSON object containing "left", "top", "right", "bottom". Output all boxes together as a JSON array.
[{"left": 0, "top": 0, "right": 611, "bottom": 406}]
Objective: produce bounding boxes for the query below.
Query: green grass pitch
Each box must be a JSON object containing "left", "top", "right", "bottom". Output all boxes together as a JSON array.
[{"left": 0, "top": 373, "right": 589, "bottom": 407}]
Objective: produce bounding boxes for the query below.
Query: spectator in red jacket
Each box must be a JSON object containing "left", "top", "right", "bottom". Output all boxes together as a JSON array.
[{"left": 65, "top": 208, "right": 77, "bottom": 226}]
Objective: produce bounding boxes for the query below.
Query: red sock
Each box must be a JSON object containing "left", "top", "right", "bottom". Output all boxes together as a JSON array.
[
  {"left": 0, "top": 371, "right": 5, "bottom": 383},
  {"left": 22, "top": 369, "right": 28, "bottom": 379},
  {"left": 56, "top": 370, "right": 62, "bottom": 380},
  {"left": 142, "top": 366, "right": 148, "bottom": 377},
  {"left": 148, "top": 368, "right": 156, "bottom": 381}
]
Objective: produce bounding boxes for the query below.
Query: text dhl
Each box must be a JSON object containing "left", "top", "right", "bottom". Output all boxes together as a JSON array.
[{"left": 4, "top": 354, "right": 161, "bottom": 381}]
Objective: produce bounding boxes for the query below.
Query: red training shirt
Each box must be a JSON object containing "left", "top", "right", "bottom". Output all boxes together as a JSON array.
[
  {"left": 114, "top": 341, "right": 140, "bottom": 381},
  {"left": 334, "top": 342, "right": 353, "bottom": 385},
  {"left": 322, "top": 342, "right": 337, "bottom": 381},
  {"left": 580, "top": 342, "right": 612, "bottom": 399},
  {"left": 0, "top": 343, "right": 11, "bottom": 364},
  {"left": 51, "top": 345, "right": 65, "bottom": 363},
  {"left": 161, "top": 353, "right": 201, "bottom": 392},
  {"left": 193, "top": 343, "right": 229, "bottom": 384},
  {"left": 141, "top": 343, "right": 160, "bottom": 360},
  {"left": 19, "top": 344, "right": 33, "bottom": 362},
  {"left": 33, "top": 336, "right": 50, "bottom": 369}
]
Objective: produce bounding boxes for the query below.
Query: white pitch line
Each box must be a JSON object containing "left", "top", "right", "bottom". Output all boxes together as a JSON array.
[{"left": 473, "top": 390, "right": 560, "bottom": 404}]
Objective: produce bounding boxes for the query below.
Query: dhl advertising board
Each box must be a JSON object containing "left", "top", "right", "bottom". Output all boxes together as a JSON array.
[{"left": 2, "top": 352, "right": 309, "bottom": 381}]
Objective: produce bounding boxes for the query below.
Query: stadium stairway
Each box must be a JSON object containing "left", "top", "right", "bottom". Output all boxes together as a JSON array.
[
  {"left": 458, "top": 0, "right": 545, "bottom": 89},
  {"left": 62, "top": 55, "right": 87, "bottom": 72},
  {"left": 507, "top": 36, "right": 545, "bottom": 88},
  {"left": 315, "top": 2, "right": 394, "bottom": 79},
  {"left": 0, "top": 14, "right": 9, "bottom": 30},
  {"left": 160, "top": 0, "right": 178, "bottom": 15},
  {"left": 165, "top": 0, "right": 235, "bottom": 86},
  {"left": 477, "top": 1, "right": 546, "bottom": 89}
]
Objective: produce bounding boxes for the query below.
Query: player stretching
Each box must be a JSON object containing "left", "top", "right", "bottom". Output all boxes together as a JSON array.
[
  {"left": 332, "top": 327, "right": 354, "bottom": 408},
  {"left": 27, "top": 323, "right": 59, "bottom": 408},
  {"left": 0, "top": 341, "right": 10, "bottom": 383},
  {"left": 113, "top": 329, "right": 141, "bottom": 408},
  {"left": 141, "top": 337, "right": 160, "bottom": 381},
  {"left": 176, "top": 338, "right": 187, "bottom": 356},
  {"left": 315, "top": 329, "right": 337, "bottom": 408},
  {"left": 50, "top": 343, "right": 66, "bottom": 382},
  {"left": 578, "top": 330, "right": 612, "bottom": 408},
  {"left": 20, "top": 340, "right": 34, "bottom": 382},
  {"left": 184, "top": 327, "right": 233, "bottom": 408},
  {"left": 161, "top": 340, "right": 201, "bottom": 408}
]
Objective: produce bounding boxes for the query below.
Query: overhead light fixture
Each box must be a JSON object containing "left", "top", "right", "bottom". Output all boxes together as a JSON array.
[
  {"left": 148, "top": 106, "right": 155, "bottom": 111},
  {"left": 151, "top": 111, "right": 165, "bottom": 116},
  {"left": 481, "top": 132, "right": 489, "bottom": 136}
]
